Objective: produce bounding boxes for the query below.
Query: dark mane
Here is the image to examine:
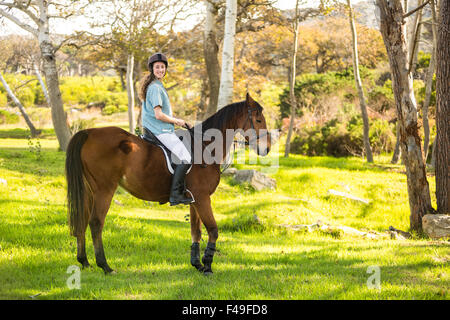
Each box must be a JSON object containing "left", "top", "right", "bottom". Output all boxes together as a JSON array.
[{"left": 198, "top": 100, "right": 247, "bottom": 132}]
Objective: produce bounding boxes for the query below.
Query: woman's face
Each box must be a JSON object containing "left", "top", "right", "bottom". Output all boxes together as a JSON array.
[{"left": 152, "top": 61, "right": 166, "bottom": 80}]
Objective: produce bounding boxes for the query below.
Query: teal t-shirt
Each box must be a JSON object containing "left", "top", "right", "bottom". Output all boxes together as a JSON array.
[{"left": 142, "top": 80, "right": 174, "bottom": 135}]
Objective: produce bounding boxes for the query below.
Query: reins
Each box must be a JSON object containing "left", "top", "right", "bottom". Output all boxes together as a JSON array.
[{"left": 183, "top": 103, "right": 267, "bottom": 174}]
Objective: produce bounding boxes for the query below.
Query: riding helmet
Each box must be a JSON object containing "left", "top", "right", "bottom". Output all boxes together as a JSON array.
[{"left": 148, "top": 52, "right": 168, "bottom": 69}]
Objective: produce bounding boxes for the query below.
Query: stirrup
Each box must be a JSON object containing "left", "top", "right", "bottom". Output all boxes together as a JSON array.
[{"left": 186, "top": 189, "right": 195, "bottom": 203}]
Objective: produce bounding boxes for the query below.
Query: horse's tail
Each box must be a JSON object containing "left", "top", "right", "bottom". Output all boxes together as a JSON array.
[{"left": 66, "top": 130, "right": 92, "bottom": 237}]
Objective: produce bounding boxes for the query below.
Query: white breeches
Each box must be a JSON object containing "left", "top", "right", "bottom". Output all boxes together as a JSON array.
[{"left": 157, "top": 132, "right": 191, "bottom": 163}]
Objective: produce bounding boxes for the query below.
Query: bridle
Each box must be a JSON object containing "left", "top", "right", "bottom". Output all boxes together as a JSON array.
[
  {"left": 183, "top": 103, "right": 269, "bottom": 173},
  {"left": 243, "top": 105, "right": 269, "bottom": 146}
]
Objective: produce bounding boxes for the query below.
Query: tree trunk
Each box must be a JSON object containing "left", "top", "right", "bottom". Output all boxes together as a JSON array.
[
  {"left": 33, "top": 60, "right": 51, "bottom": 107},
  {"left": 435, "top": 0, "right": 450, "bottom": 214},
  {"left": 217, "top": 0, "right": 237, "bottom": 110},
  {"left": 347, "top": 0, "right": 374, "bottom": 163},
  {"left": 39, "top": 40, "right": 71, "bottom": 150},
  {"left": 126, "top": 54, "right": 136, "bottom": 134},
  {"left": 376, "top": 0, "right": 434, "bottom": 232},
  {"left": 407, "top": 0, "right": 424, "bottom": 74},
  {"left": 196, "top": 78, "right": 209, "bottom": 122},
  {"left": 0, "top": 72, "right": 40, "bottom": 137},
  {"left": 391, "top": 121, "right": 401, "bottom": 163},
  {"left": 204, "top": 0, "right": 221, "bottom": 118},
  {"left": 423, "top": 0, "right": 438, "bottom": 160},
  {"left": 284, "top": 0, "right": 300, "bottom": 158}
]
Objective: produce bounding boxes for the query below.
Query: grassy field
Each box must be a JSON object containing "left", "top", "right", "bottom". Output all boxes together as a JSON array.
[{"left": 0, "top": 128, "right": 448, "bottom": 300}]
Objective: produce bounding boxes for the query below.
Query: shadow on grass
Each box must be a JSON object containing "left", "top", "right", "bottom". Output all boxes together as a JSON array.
[
  {"left": 0, "top": 147, "right": 65, "bottom": 177},
  {"left": 0, "top": 209, "right": 447, "bottom": 300}
]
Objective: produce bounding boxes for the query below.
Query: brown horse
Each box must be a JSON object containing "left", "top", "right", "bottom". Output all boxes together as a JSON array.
[{"left": 65, "top": 93, "right": 271, "bottom": 275}]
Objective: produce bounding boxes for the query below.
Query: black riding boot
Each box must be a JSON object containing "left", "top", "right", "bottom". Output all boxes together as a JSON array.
[{"left": 169, "top": 163, "right": 194, "bottom": 206}]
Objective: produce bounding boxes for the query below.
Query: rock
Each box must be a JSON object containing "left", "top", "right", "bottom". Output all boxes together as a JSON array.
[
  {"left": 422, "top": 214, "right": 450, "bottom": 239},
  {"left": 234, "top": 169, "right": 276, "bottom": 191},
  {"left": 222, "top": 167, "right": 237, "bottom": 177}
]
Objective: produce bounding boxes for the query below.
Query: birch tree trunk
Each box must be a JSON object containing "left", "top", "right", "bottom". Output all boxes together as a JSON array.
[
  {"left": 423, "top": 0, "right": 438, "bottom": 160},
  {"left": 347, "top": 0, "right": 374, "bottom": 163},
  {"left": 33, "top": 60, "right": 51, "bottom": 107},
  {"left": 0, "top": 72, "right": 40, "bottom": 137},
  {"left": 376, "top": 0, "right": 434, "bottom": 232},
  {"left": 435, "top": 0, "right": 450, "bottom": 214},
  {"left": 126, "top": 54, "right": 136, "bottom": 134},
  {"left": 37, "top": 3, "right": 71, "bottom": 150},
  {"left": 407, "top": 0, "right": 424, "bottom": 74},
  {"left": 217, "top": 0, "right": 237, "bottom": 110},
  {"left": 284, "top": 0, "right": 300, "bottom": 158},
  {"left": 204, "top": 0, "right": 221, "bottom": 118}
]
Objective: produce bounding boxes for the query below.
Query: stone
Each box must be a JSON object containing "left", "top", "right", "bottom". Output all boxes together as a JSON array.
[
  {"left": 222, "top": 167, "right": 237, "bottom": 177},
  {"left": 234, "top": 169, "right": 276, "bottom": 191},
  {"left": 422, "top": 214, "right": 450, "bottom": 239}
]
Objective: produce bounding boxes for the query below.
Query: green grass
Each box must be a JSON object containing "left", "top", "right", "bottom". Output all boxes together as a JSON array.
[{"left": 0, "top": 130, "right": 448, "bottom": 300}]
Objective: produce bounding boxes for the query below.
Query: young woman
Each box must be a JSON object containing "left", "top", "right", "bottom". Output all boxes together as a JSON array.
[{"left": 139, "top": 52, "right": 193, "bottom": 206}]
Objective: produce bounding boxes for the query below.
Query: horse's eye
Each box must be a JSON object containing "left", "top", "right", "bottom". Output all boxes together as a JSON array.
[{"left": 256, "top": 119, "right": 262, "bottom": 123}]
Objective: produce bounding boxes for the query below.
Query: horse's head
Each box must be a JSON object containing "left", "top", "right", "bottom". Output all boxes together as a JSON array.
[{"left": 241, "top": 93, "right": 271, "bottom": 156}]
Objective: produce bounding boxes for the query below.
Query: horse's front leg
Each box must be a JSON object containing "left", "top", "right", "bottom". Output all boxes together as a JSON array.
[
  {"left": 190, "top": 204, "right": 204, "bottom": 271},
  {"left": 192, "top": 196, "right": 218, "bottom": 275}
]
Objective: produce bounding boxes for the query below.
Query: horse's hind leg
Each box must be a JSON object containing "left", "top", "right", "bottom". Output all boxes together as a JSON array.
[
  {"left": 90, "top": 190, "right": 115, "bottom": 274},
  {"left": 190, "top": 205, "right": 203, "bottom": 271},
  {"left": 193, "top": 195, "right": 218, "bottom": 275},
  {"left": 77, "top": 231, "right": 90, "bottom": 269}
]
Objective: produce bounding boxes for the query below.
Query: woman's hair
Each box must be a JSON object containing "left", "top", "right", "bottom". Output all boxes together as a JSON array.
[{"left": 138, "top": 71, "right": 156, "bottom": 101}]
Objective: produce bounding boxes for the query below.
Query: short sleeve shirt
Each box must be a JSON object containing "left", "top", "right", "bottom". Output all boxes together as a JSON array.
[{"left": 142, "top": 80, "right": 174, "bottom": 135}]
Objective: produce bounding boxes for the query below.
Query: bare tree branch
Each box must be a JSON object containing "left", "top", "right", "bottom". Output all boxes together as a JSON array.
[
  {"left": 0, "top": 7, "right": 38, "bottom": 36},
  {"left": 403, "top": 0, "right": 430, "bottom": 19}
]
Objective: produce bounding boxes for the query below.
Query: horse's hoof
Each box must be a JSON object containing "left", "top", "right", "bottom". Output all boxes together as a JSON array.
[{"left": 203, "top": 271, "right": 213, "bottom": 276}]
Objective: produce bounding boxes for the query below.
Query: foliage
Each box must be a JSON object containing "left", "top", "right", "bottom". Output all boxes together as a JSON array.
[
  {"left": 0, "top": 109, "right": 20, "bottom": 124},
  {"left": 278, "top": 69, "right": 356, "bottom": 119},
  {"left": 290, "top": 115, "right": 396, "bottom": 157}
]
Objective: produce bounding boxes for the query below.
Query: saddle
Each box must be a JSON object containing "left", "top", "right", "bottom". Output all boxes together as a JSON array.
[{"left": 141, "top": 128, "right": 192, "bottom": 175}]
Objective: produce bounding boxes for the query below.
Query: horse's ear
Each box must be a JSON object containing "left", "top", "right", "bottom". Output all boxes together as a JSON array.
[{"left": 246, "top": 92, "right": 253, "bottom": 104}]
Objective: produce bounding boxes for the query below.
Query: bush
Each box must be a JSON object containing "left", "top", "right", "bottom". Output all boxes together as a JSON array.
[
  {"left": 0, "top": 92, "right": 7, "bottom": 107},
  {"left": 290, "top": 115, "right": 395, "bottom": 157},
  {"left": 101, "top": 105, "right": 118, "bottom": 115},
  {"left": 0, "top": 109, "right": 20, "bottom": 124}
]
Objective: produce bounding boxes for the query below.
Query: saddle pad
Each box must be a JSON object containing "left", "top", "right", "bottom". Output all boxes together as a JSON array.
[{"left": 141, "top": 130, "right": 192, "bottom": 175}]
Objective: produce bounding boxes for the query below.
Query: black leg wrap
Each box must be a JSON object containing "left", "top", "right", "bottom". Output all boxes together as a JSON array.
[
  {"left": 201, "top": 242, "right": 216, "bottom": 274},
  {"left": 190, "top": 242, "right": 203, "bottom": 271}
]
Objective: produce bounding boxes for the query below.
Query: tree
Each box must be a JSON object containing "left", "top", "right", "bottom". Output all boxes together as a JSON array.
[
  {"left": 284, "top": 0, "right": 301, "bottom": 157},
  {"left": 422, "top": 0, "right": 438, "bottom": 160},
  {"left": 346, "top": 0, "right": 373, "bottom": 162},
  {"left": 0, "top": 72, "right": 40, "bottom": 137},
  {"left": 204, "top": 0, "right": 221, "bottom": 117},
  {"left": 435, "top": 0, "right": 449, "bottom": 214},
  {"left": 0, "top": 0, "right": 89, "bottom": 151},
  {"left": 217, "top": 0, "right": 238, "bottom": 110},
  {"left": 376, "top": 0, "right": 434, "bottom": 232}
]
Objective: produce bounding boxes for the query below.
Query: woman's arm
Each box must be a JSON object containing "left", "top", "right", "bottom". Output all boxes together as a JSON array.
[{"left": 154, "top": 106, "right": 185, "bottom": 127}]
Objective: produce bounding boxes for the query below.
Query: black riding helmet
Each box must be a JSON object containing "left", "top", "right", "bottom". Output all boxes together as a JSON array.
[{"left": 148, "top": 52, "right": 168, "bottom": 70}]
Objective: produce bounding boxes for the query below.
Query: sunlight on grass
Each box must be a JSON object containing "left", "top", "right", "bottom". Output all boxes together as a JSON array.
[{"left": 0, "top": 135, "right": 447, "bottom": 300}]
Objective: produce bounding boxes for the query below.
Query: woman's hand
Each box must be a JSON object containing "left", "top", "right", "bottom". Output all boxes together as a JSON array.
[{"left": 174, "top": 118, "right": 186, "bottom": 127}]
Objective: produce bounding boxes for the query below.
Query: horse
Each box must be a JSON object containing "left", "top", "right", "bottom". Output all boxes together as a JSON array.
[{"left": 65, "top": 93, "right": 271, "bottom": 275}]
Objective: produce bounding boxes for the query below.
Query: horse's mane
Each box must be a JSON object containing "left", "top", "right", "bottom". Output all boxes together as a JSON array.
[{"left": 198, "top": 100, "right": 247, "bottom": 132}]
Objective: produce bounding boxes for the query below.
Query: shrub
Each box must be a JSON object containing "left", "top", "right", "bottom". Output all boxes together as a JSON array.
[
  {"left": 0, "top": 92, "right": 7, "bottom": 107},
  {"left": 0, "top": 109, "right": 20, "bottom": 124},
  {"left": 290, "top": 115, "right": 395, "bottom": 157},
  {"left": 101, "top": 105, "right": 118, "bottom": 116}
]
